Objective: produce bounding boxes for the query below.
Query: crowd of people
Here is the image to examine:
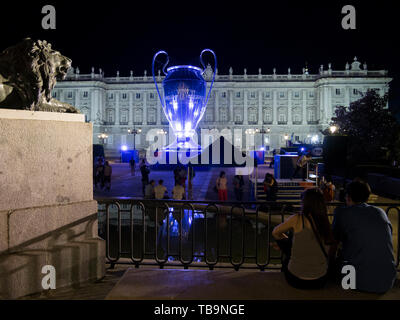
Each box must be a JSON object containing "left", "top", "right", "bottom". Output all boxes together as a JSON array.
[
  {"left": 95, "top": 155, "right": 398, "bottom": 294},
  {"left": 93, "top": 157, "right": 112, "bottom": 191},
  {"left": 139, "top": 160, "right": 193, "bottom": 200},
  {"left": 215, "top": 171, "right": 246, "bottom": 201}
]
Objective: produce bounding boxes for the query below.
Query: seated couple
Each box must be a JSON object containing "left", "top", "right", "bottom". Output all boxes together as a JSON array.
[{"left": 272, "top": 180, "right": 397, "bottom": 293}]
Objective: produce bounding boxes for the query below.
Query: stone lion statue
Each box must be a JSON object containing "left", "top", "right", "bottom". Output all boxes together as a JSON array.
[{"left": 0, "top": 38, "right": 79, "bottom": 113}]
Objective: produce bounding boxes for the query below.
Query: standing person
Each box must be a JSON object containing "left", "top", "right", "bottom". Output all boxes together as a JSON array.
[
  {"left": 188, "top": 165, "right": 195, "bottom": 200},
  {"left": 291, "top": 152, "right": 312, "bottom": 181},
  {"left": 103, "top": 161, "right": 112, "bottom": 191},
  {"left": 154, "top": 180, "right": 168, "bottom": 199},
  {"left": 172, "top": 181, "right": 185, "bottom": 200},
  {"left": 129, "top": 157, "right": 136, "bottom": 176},
  {"left": 94, "top": 158, "right": 104, "bottom": 189},
  {"left": 332, "top": 180, "right": 397, "bottom": 293},
  {"left": 216, "top": 171, "right": 228, "bottom": 201},
  {"left": 320, "top": 175, "right": 335, "bottom": 203},
  {"left": 173, "top": 165, "right": 181, "bottom": 186},
  {"left": 140, "top": 160, "right": 150, "bottom": 197},
  {"left": 264, "top": 173, "right": 278, "bottom": 202},
  {"left": 269, "top": 149, "right": 276, "bottom": 168},
  {"left": 233, "top": 174, "right": 245, "bottom": 201},
  {"left": 272, "top": 188, "right": 334, "bottom": 289},
  {"left": 144, "top": 180, "right": 155, "bottom": 199}
]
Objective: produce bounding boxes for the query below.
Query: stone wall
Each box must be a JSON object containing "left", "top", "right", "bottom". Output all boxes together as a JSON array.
[{"left": 0, "top": 109, "right": 105, "bottom": 299}]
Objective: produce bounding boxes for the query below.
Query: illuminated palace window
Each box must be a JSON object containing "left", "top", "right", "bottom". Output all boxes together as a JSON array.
[
  {"left": 220, "top": 108, "right": 228, "bottom": 122},
  {"left": 107, "top": 109, "right": 115, "bottom": 123},
  {"left": 308, "top": 109, "right": 316, "bottom": 122},
  {"left": 120, "top": 109, "right": 128, "bottom": 123}
]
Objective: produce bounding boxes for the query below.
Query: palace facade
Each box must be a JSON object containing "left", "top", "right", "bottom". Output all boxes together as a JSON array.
[{"left": 54, "top": 57, "right": 391, "bottom": 155}]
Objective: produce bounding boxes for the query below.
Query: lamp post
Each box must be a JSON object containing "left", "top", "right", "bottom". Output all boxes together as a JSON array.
[
  {"left": 245, "top": 128, "right": 258, "bottom": 151},
  {"left": 157, "top": 128, "right": 168, "bottom": 147},
  {"left": 284, "top": 133, "right": 289, "bottom": 147},
  {"left": 128, "top": 126, "right": 142, "bottom": 150},
  {"left": 98, "top": 133, "right": 108, "bottom": 145},
  {"left": 257, "top": 126, "right": 271, "bottom": 150}
]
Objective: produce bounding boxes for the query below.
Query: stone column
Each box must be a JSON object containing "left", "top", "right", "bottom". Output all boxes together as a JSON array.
[
  {"left": 287, "top": 90, "right": 292, "bottom": 125},
  {"left": 115, "top": 91, "right": 120, "bottom": 125},
  {"left": 0, "top": 109, "right": 105, "bottom": 299},
  {"left": 345, "top": 86, "right": 350, "bottom": 107},
  {"left": 229, "top": 90, "right": 234, "bottom": 122},
  {"left": 243, "top": 90, "right": 248, "bottom": 125},
  {"left": 302, "top": 89, "right": 307, "bottom": 125},
  {"left": 258, "top": 90, "right": 263, "bottom": 125},
  {"left": 214, "top": 91, "right": 219, "bottom": 123},
  {"left": 273, "top": 90, "right": 278, "bottom": 125},
  {"left": 143, "top": 91, "right": 147, "bottom": 125},
  {"left": 327, "top": 86, "right": 332, "bottom": 123},
  {"left": 323, "top": 86, "right": 329, "bottom": 124},
  {"left": 91, "top": 89, "right": 98, "bottom": 124},
  {"left": 129, "top": 92, "right": 134, "bottom": 125},
  {"left": 75, "top": 89, "right": 80, "bottom": 112},
  {"left": 156, "top": 92, "right": 161, "bottom": 125}
]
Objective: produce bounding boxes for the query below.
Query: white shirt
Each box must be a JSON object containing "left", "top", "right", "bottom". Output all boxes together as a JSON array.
[
  {"left": 154, "top": 185, "right": 167, "bottom": 199},
  {"left": 172, "top": 185, "right": 185, "bottom": 200}
]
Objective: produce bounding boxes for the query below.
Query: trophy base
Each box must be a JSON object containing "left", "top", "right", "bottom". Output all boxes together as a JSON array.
[{"left": 163, "top": 139, "right": 202, "bottom": 152}]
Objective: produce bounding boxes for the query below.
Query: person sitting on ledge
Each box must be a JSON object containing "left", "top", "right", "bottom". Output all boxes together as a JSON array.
[
  {"left": 154, "top": 179, "right": 168, "bottom": 200},
  {"left": 332, "top": 180, "right": 397, "bottom": 294},
  {"left": 144, "top": 180, "right": 155, "bottom": 199},
  {"left": 272, "top": 188, "right": 334, "bottom": 289}
]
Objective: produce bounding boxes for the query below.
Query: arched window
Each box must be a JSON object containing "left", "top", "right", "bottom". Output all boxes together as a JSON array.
[
  {"left": 106, "top": 109, "right": 115, "bottom": 123},
  {"left": 134, "top": 108, "right": 143, "bottom": 124}
]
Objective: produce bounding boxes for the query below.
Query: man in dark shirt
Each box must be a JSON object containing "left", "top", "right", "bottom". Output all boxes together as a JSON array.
[
  {"left": 140, "top": 160, "right": 150, "bottom": 197},
  {"left": 332, "top": 180, "right": 397, "bottom": 293}
]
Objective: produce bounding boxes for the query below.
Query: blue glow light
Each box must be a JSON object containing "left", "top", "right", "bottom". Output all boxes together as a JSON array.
[
  {"left": 121, "top": 145, "right": 128, "bottom": 151},
  {"left": 167, "top": 65, "right": 203, "bottom": 72},
  {"left": 300, "top": 147, "right": 305, "bottom": 152}
]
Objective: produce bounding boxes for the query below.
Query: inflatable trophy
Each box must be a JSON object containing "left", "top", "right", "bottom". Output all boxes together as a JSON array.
[{"left": 152, "top": 49, "right": 217, "bottom": 151}]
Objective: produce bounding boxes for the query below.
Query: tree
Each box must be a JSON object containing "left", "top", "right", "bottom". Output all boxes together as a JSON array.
[{"left": 322, "top": 89, "right": 400, "bottom": 165}]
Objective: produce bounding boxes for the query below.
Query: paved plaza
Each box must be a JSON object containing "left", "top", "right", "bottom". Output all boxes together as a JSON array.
[{"left": 94, "top": 162, "right": 267, "bottom": 201}]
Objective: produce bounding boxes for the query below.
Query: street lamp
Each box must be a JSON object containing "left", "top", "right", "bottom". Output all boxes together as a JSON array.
[
  {"left": 97, "top": 133, "right": 108, "bottom": 145},
  {"left": 257, "top": 126, "right": 271, "bottom": 150},
  {"left": 284, "top": 133, "right": 289, "bottom": 147},
  {"left": 128, "top": 126, "right": 142, "bottom": 150},
  {"left": 329, "top": 125, "right": 337, "bottom": 134},
  {"left": 157, "top": 128, "right": 168, "bottom": 147}
]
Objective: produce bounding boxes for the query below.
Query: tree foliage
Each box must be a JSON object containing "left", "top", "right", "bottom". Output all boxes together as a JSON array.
[{"left": 322, "top": 89, "right": 400, "bottom": 164}]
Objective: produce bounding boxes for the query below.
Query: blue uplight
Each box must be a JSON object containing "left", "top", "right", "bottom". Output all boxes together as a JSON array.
[{"left": 121, "top": 145, "right": 128, "bottom": 151}]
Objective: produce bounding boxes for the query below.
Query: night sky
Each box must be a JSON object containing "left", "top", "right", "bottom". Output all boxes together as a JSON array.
[{"left": 2, "top": 1, "right": 400, "bottom": 117}]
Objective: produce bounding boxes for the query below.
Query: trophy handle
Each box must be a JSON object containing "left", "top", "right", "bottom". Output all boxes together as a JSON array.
[
  {"left": 200, "top": 49, "right": 217, "bottom": 106},
  {"left": 152, "top": 51, "right": 169, "bottom": 107}
]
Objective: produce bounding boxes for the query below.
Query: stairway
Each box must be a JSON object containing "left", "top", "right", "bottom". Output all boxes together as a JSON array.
[{"left": 256, "top": 179, "right": 316, "bottom": 211}]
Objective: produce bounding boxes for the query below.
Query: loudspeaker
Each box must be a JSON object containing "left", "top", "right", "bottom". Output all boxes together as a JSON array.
[{"left": 323, "top": 136, "right": 348, "bottom": 174}]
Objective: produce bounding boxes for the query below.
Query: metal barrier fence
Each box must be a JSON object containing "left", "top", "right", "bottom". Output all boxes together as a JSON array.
[{"left": 96, "top": 199, "right": 400, "bottom": 271}]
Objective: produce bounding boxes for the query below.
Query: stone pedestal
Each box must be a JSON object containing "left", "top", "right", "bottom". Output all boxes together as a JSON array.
[{"left": 0, "top": 109, "right": 105, "bottom": 299}]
